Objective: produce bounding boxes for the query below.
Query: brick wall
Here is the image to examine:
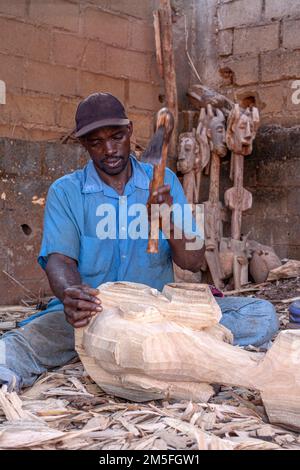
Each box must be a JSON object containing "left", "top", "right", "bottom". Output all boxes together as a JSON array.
[
  {"left": 194, "top": 0, "right": 300, "bottom": 260},
  {"left": 216, "top": 0, "right": 300, "bottom": 125},
  {"left": 0, "top": 0, "right": 162, "bottom": 146}
]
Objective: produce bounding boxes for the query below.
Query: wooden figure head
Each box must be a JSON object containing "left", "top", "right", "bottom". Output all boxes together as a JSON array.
[
  {"left": 226, "top": 104, "right": 260, "bottom": 155},
  {"left": 177, "top": 129, "right": 200, "bottom": 174},
  {"left": 195, "top": 108, "right": 211, "bottom": 170},
  {"left": 204, "top": 105, "right": 227, "bottom": 157}
]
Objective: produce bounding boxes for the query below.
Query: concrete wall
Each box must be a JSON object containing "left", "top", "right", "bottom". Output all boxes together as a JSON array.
[{"left": 194, "top": 0, "right": 300, "bottom": 260}]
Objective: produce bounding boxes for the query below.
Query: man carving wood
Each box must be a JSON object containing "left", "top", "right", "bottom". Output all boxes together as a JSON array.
[{"left": 0, "top": 93, "right": 278, "bottom": 391}]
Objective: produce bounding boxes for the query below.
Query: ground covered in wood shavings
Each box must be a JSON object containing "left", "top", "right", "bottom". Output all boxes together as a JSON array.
[{"left": 0, "top": 278, "right": 299, "bottom": 451}]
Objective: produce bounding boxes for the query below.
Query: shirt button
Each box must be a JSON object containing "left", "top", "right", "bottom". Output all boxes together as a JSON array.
[
  {"left": 121, "top": 255, "right": 126, "bottom": 260},
  {"left": 121, "top": 226, "right": 126, "bottom": 231}
]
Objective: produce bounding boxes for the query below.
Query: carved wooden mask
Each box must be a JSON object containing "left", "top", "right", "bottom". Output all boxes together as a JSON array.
[
  {"left": 226, "top": 104, "right": 260, "bottom": 155},
  {"left": 177, "top": 130, "right": 200, "bottom": 174}
]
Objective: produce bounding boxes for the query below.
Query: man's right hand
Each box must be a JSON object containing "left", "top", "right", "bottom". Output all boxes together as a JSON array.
[{"left": 63, "top": 284, "right": 102, "bottom": 328}]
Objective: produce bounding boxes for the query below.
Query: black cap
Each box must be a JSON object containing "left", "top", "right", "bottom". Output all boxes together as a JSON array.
[{"left": 75, "top": 92, "right": 130, "bottom": 138}]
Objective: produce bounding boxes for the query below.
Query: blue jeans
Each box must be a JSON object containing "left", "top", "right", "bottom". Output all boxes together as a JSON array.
[
  {"left": 0, "top": 296, "right": 278, "bottom": 389},
  {"left": 218, "top": 297, "right": 278, "bottom": 347}
]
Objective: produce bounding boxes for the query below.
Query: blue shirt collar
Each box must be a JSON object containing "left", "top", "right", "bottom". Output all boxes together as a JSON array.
[{"left": 82, "top": 155, "right": 149, "bottom": 195}]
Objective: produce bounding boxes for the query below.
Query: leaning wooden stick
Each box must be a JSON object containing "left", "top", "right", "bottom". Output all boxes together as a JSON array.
[
  {"left": 141, "top": 108, "right": 174, "bottom": 254},
  {"left": 158, "top": 0, "right": 178, "bottom": 170}
]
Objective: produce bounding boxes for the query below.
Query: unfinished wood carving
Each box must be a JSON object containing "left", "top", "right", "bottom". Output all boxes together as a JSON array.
[
  {"left": 201, "top": 105, "right": 227, "bottom": 290},
  {"left": 76, "top": 282, "right": 300, "bottom": 431},
  {"left": 219, "top": 237, "right": 251, "bottom": 289}
]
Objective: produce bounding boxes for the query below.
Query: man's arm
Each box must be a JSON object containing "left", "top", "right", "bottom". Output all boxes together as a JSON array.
[
  {"left": 45, "top": 253, "right": 102, "bottom": 328},
  {"left": 147, "top": 185, "right": 205, "bottom": 272},
  {"left": 168, "top": 224, "right": 206, "bottom": 272}
]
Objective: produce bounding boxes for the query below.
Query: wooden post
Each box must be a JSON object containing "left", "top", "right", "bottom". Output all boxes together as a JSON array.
[
  {"left": 158, "top": 0, "right": 178, "bottom": 171},
  {"left": 153, "top": 10, "right": 164, "bottom": 79},
  {"left": 204, "top": 151, "right": 225, "bottom": 289}
]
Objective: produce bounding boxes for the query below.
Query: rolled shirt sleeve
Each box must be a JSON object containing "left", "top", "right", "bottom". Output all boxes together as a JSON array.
[{"left": 38, "top": 183, "right": 81, "bottom": 270}]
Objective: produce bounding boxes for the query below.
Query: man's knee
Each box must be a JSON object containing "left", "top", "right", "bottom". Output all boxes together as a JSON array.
[
  {"left": 219, "top": 297, "right": 279, "bottom": 347},
  {"left": 254, "top": 299, "right": 279, "bottom": 338}
]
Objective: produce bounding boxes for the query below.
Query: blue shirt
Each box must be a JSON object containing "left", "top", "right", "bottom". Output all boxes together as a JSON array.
[{"left": 32, "top": 155, "right": 201, "bottom": 318}]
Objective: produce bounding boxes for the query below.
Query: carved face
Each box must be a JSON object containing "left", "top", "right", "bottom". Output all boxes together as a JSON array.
[
  {"left": 226, "top": 105, "right": 260, "bottom": 155},
  {"left": 177, "top": 133, "right": 199, "bottom": 174},
  {"left": 207, "top": 113, "right": 227, "bottom": 157}
]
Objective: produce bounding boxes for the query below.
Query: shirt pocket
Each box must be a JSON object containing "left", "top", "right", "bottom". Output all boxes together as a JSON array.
[
  {"left": 138, "top": 237, "right": 171, "bottom": 269},
  {"left": 78, "top": 235, "right": 114, "bottom": 278}
]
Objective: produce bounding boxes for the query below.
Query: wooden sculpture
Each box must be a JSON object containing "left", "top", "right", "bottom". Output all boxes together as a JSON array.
[
  {"left": 76, "top": 281, "right": 300, "bottom": 431},
  {"left": 153, "top": 0, "right": 178, "bottom": 170},
  {"left": 173, "top": 128, "right": 203, "bottom": 282},
  {"left": 175, "top": 115, "right": 210, "bottom": 284},
  {"left": 201, "top": 105, "right": 227, "bottom": 290},
  {"left": 224, "top": 105, "right": 260, "bottom": 288},
  {"left": 177, "top": 130, "right": 201, "bottom": 206},
  {"left": 195, "top": 109, "right": 211, "bottom": 176},
  {"left": 248, "top": 240, "right": 282, "bottom": 284},
  {"left": 219, "top": 236, "right": 251, "bottom": 287}
]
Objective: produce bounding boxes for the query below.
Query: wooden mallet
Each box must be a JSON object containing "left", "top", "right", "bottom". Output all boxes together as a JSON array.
[{"left": 141, "top": 108, "right": 174, "bottom": 253}]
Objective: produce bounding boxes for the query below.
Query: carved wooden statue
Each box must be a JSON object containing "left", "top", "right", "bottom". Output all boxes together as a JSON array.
[
  {"left": 223, "top": 105, "right": 260, "bottom": 288},
  {"left": 219, "top": 236, "right": 251, "bottom": 288},
  {"left": 76, "top": 281, "right": 300, "bottom": 431},
  {"left": 177, "top": 129, "right": 201, "bottom": 205},
  {"left": 219, "top": 238, "right": 281, "bottom": 286},
  {"left": 200, "top": 105, "right": 227, "bottom": 289},
  {"left": 224, "top": 104, "right": 260, "bottom": 240},
  {"left": 175, "top": 116, "right": 210, "bottom": 284}
]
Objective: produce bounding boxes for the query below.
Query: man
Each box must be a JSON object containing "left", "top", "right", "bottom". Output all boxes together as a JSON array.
[{"left": 0, "top": 93, "right": 278, "bottom": 391}]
